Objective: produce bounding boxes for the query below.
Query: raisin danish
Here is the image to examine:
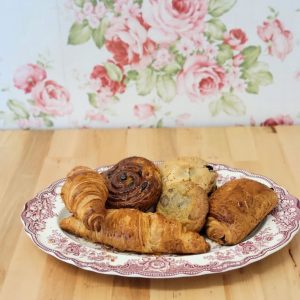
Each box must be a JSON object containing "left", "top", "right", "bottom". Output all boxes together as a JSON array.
[{"left": 102, "top": 156, "right": 162, "bottom": 211}]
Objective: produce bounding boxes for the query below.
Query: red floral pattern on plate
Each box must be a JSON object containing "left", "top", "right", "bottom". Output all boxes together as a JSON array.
[
  {"left": 23, "top": 189, "right": 57, "bottom": 234},
  {"left": 21, "top": 163, "right": 300, "bottom": 278}
]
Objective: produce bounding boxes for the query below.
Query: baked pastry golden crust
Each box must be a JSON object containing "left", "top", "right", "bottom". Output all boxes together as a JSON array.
[
  {"left": 159, "top": 157, "right": 217, "bottom": 194},
  {"left": 61, "top": 166, "right": 108, "bottom": 231},
  {"left": 103, "top": 156, "right": 162, "bottom": 211},
  {"left": 60, "top": 208, "right": 210, "bottom": 254},
  {"left": 156, "top": 181, "right": 209, "bottom": 232},
  {"left": 206, "top": 178, "right": 278, "bottom": 245}
]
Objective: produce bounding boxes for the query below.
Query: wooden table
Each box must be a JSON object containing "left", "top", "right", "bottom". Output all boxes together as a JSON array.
[{"left": 0, "top": 126, "right": 299, "bottom": 300}]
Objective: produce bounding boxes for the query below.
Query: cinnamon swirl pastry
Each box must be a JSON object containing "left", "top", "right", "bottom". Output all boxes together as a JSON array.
[{"left": 102, "top": 156, "right": 162, "bottom": 211}]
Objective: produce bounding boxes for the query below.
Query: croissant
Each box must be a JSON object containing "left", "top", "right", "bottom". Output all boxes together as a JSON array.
[
  {"left": 60, "top": 208, "right": 210, "bottom": 254},
  {"left": 206, "top": 178, "right": 278, "bottom": 245},
  {"left": 61, "top": 166, "right": 108, "bottom": 231}
]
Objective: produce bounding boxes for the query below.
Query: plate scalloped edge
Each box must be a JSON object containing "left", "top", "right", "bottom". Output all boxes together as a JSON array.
[{"left": 20, "top": 163, "right": 300, "bottom": 278}]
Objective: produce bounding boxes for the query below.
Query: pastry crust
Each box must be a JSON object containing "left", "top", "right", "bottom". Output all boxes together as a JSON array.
[
  {"left": 206, "top": 178, "right": 278, "bottom": 245},
  {"left": 61, "top": 166, "right": 108, "bottom": 231},
  {"left": 60, "top": 209, "right": 210, "bottom": 254},
  {"left": 159, "top": 157, "right": 217, "bottom": 194},
  {"left": 103, "top": 156, "right": 162, "bottom": 211},
  {"left": 156, "top": 181, "right": 209, "bottom": 232}
]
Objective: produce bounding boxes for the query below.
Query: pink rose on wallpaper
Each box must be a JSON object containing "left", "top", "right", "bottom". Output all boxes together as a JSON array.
[
  {"left": 225, "top": 67, "right": 246, "bottom": 92},
  {"left": 85, "top": 111, "right": 109, "bottom": 123},
  {"left": 232, "top": 54, "right": 244, "bottom": 67},
  {"left": 175, "top": 113, "right": 191, "bottom": 126},
  {"left": 94, "top": 2, "right": 106, "bottom": 19},
  {"left": 260, "top": 115, "right": 293, "bottom": 126},
  {"left": 114, "top": 0, "right": 140, "bottom": 17},
  {"left": 153, "top": 48, "right": 172, "bottom": 69},
  {"left": 105, "top": 16, "right": 155, "bottom": 67},
  {"left": 32, "top": 80, "right": 72, "bottom": 116},
  {"left": 142, "top": 0, "right": 207, "bottom": 43},
  {"left": 177, "top": 55, "right": 225, "bottom": 101},
  {"left": 133, "top": 103, "right": 155, "bottom": 120},
  {"left": 224, "top": 29, "right": 248, "bottom": 50},
  {"left": 13, "top": 64, "right": 47, "bottom": 93},
  {"left": 17, "top": 117, "right": 43, "bottom": 129},
  {"left": 90, "top": 65, "right": 125, "bottom": 95},
  {"left": 257, "top": 19, "right": 293, "bottom": 60},
  {"left": 295, "top": 71, "right": 300, "bottom": 81}
]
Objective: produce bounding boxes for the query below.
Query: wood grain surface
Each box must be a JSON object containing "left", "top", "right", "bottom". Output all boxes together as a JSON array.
[{"left": 0, "top": 126, "right": 299, "bottom": 300}]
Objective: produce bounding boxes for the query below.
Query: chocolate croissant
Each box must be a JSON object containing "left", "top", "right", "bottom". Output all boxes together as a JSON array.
[
  {"left": 103, "top": 156, "right": 162, "bottom": 211},
  {"left": 206, "top": 178, "right": 278, "bottom": 245},
  {"left": 60, "top": 208, "right": 210, "bottom": 254},
  {"left": 61, "top": 166, "right": 108, "bottom": 231}
]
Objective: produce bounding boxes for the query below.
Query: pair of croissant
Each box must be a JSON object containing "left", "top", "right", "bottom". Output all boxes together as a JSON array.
[{"left": 60, "top": 166, "right": 210, "bottom": 254}]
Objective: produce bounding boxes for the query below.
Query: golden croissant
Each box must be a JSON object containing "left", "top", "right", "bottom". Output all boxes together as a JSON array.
[
  {"left": 60, "top": 209, "right": 210, "bottom": 254},
  {"left": 60, "top": 164, "right": 210, "bottom": 254},
  {"left": 61, "top": 166, "right": 108, "bottom": 231}
]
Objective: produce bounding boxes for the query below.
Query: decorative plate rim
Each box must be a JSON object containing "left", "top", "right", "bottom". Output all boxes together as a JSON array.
[{"left": 20, "top": 163, "right": 300, "bottom": 278}]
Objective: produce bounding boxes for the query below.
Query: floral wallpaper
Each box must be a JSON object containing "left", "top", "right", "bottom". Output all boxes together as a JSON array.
[{"left": 0, "top": 0, "right": 300, "bottom": 129}]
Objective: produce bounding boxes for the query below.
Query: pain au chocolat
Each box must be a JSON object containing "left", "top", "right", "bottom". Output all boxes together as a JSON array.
[{"left": 206, "top": 178, "right": 278, "bottom": 245}]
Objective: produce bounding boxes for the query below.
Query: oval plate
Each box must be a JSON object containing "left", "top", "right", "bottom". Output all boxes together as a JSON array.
[{"left": 21, "top": 163, "right": 300, "bottom": 278}]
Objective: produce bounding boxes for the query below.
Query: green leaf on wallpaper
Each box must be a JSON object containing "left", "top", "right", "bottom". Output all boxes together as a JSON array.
[
  {"left": 134, "top": 0, "right": 144, "bottom": 5},
  {"left": 88, "top": 93, "right": 98, "bottom": 108},
  {"left": 136, "top": 68, "right": 156, "bottom": 96},
  {"left": 246, "top": 82, "right": 259, "bottom": 94},
  {"left": 37, "top": 112, "right": 48, "bottom": 118},
  {"left": 74, "top": 0, "right": 85, "bottom": 7},
  {"left": 156, "top": 75, "right": 176, "bottom": 102},
  {"left": 104, "top": 62, "right": 123, "bottom": 82},
  {"left": 169, "top": 44, "right": 178, "bottom": 55},
  {"left": 205, "top": 18, "right": 227, "bottom": 41},
  {"left": 209, "top": 100, "right": 223, "bottom": 116},
  {"left": 216, "top": 44, "right": 233, "bottom": 65},
  {"left": 102, "top": 0, "right": 114, "bottom": 9},
  {"left": 221, "top": 93, "right": 246, "bottom": 116},
  {"left": 255, "top": 70, "right": 273, "bottom": 85},
  {"left": 43, "top": 116, "right": 54, "bottom": 127},
  {"left": 7, "top": 99, "right": 30, "bottom": 119},
  {"left": 163, "top": 61, "right": 181, "bottom": 75},
  {"left": 127, "top": 70, "right": 139, "bottom": 81},
  {"left": 175, "top": 53, "right": 186, "bottom": 67},
  {"left": 268, "top": 6, "right": 279, "bottom": 19},
  {"left": 156, "top": 119, "right": 163, "bottom": 128},
  {"left": 242, "top": 62, "right": 273, "bottom": 94},
  {"left": 208, "top": 0, "right": 237, "bottom": 17},
  {"left": 68, "top": 22, "right": 92, "bottom": 45},
  {"left": 92, "top": 18, "right": 109, "bottom": 49},
  {"left": 240, "top": 46, "right": 261, "bottom": 69},
  {"left": 27, "top": 99, "right": 35, "bottom": 105}
]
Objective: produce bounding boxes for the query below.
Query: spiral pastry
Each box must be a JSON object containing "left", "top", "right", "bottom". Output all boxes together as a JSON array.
[{"left": 103, "top": 156, "right": 162, "bottom": 211}]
